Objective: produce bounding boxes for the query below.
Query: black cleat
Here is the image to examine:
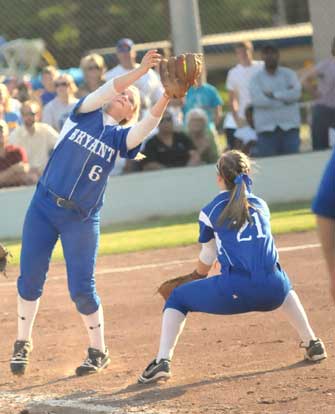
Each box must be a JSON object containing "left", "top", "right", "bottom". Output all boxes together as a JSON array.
[
  {"left": 138, "top": 358, "right": 171, "bottom": 384},
  {"left": 302, "top": 338, "right": 327, "bottom": 362},
  {"left": 10, "top": 340, "right": 33, "bottom": 376},
  {"left": 75, "top": 347, "right": 110, "bottom": 376}
]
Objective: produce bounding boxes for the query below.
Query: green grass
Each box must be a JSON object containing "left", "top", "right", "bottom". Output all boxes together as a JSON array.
[{"left": 2, "top": 201, "right": 316, "bottom": 266}]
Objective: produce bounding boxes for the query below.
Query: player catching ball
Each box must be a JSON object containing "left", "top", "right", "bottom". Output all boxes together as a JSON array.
[
  {"left": 10, "top": 49, "right": 174, "bottom": 377},
  {"left": 138, "top": 150, "right": 327, "bottom": 384}
]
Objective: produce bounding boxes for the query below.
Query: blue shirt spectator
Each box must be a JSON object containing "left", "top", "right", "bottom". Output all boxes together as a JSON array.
[{"left": 183, "top": 80, "right": 223, "bottom": 133}]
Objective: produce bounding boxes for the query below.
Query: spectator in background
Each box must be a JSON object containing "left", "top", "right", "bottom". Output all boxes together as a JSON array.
[
  {"left": 223, "top": 41, "right": 262, "bottom": 148},
  {"left": 182, "top": 69, "right": 223, "bottom": 146},
  {"left": 105, "top": 38, "right": 163, "bottom": 118},
  {"left": 141, "top": 112, "right": 200, "bottom": 171},
  {"left": 250, "top": 43, "right": 301, "bottom": 157},
  {"left": 77, "top": 53, "right": 106, "bottom": 98},
  {"left": 0, "top": 120, "right": 37, "bottom": 188},
  {"left": 167, "top": 98, "right": 184, "bottom": 131},
  {"left": 42, "top": 73, "right": 78, "bottom": 132},
  {"left": 0, "top": 84, "right": 21, "bottom": 132},
  {"left": 3, "top": 76, "right": 22, "bottom": 114},
  {"left": 10, "top": 100, "right": 58, "bottom": 177},
  {"left": 185, "top": 108, "right": 219, "bottom": 164},
  {"left": 16, "top": 79, "right": 33, "bottom": 103},
  {"left": 39, "top": 66, "right": 58, "bottom": 106},
  {"left": 300, "top": 36, "right": 335, "bottom": 150},
  {"left": 233, "top": 105, "right": 257, "bottom": 156}
]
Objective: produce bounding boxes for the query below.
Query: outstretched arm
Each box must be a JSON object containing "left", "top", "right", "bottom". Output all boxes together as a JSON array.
[
  {"left": 79, "top": 50, "right": 161, "bottom": 114},
  {"left": 126, "top": 94, "right": 170, "bottom": 150}
]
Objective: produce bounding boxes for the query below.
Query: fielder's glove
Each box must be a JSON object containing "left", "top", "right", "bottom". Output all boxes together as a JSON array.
[
  {"left": 0, "top": 243, "right": 11, "bottom": 277},
  {"left": 159, "top": 53, "right": 203, "bottom": 99},
  {"left": 157, "top": 269, "right": 207, "bottom": 301}
]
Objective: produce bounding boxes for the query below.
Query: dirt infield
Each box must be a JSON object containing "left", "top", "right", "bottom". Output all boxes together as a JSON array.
[{"left": 0, "top": 230, "right": 334, "bottom": 414}]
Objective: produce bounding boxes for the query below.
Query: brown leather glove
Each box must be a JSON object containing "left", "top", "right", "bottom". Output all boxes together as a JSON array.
[
  {"left": 157, "top": 269, "right": 207, "bottom": 300},
  {"left": 159, "top": 53, "right": 203, "bottom": 99}
]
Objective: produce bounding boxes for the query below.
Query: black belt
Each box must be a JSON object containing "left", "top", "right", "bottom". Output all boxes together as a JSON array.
[
  {"left": 45, "top": 187, "right": 79, "bottom": 212},
  {"left": 53, "top": 196, "right": 78, "bottom": 210}
]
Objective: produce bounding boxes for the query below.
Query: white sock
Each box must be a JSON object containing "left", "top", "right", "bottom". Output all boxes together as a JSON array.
[
  {"left": 279, "top": 290, "right": 317, "bottom": 346},
  {"left": 17, "top": 295, "right": 40, "bottom": 342},
  {"left": 81, "top": 305, "right": 105, "bottom": 353},
  {"left": 156, "top": 308, "right": 186, "bottom": 361}
]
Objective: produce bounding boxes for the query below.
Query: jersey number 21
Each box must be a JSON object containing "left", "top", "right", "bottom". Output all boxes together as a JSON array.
[{"left": 237, "top": 212, "right": 266, "bottom": 242}]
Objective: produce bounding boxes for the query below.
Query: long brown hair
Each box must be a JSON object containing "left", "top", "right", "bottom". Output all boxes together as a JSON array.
[{"left": 217, "top": 150, "right": 252, "bottom": 229}]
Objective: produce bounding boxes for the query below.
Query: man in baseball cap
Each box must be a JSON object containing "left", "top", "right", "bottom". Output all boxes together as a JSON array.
[
  {"left": 116, "top": 38, "right": 134, "bottom": 53},
  {"left": 105, "top": 38, "right": 163, "bottom": 120}
]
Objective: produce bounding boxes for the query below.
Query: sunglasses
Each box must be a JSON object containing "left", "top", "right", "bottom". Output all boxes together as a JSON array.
[
  {"left": 85, "top": 65, "right": 100, "bottom": 71},
  {"left": 22, "top": 111, "right": 37, "bottom": 116},
  {"left": 55, "top": 81, "right": 69, "bottom": 87}
]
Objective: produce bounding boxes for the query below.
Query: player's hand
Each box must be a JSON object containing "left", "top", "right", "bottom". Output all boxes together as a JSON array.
[{"left": 140, "top": 50, "right": 161, "bottom": 73}]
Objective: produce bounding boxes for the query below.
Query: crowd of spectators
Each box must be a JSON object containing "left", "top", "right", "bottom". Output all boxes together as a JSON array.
[{"left": 0, "top": 35, "right": 334, "bottom": 189}]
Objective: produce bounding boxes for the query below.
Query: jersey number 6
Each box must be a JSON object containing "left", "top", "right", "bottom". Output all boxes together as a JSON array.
[{"left": 88, "top": 165, "right": 103, "bottom": 181}]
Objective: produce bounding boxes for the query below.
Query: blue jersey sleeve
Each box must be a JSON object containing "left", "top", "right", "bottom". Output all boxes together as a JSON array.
[
  {"left": 115, "top": 126, "right": 141, "bottom": 159},
  {"left": 198, "top": 210, "right": 214, "bottom": 243},
  {"left": 312, "top": 148, "right": 335, "bottom": 219},
  {"left": 69, "top": 97, "right": 100, "bottom": 122}
]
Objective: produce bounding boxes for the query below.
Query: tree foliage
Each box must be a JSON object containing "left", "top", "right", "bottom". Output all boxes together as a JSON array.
[{"left": 0, "top": 0, "right": 309, "bottom": 68}]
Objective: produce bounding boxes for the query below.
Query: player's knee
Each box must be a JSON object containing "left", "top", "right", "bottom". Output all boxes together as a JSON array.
[
  {"left": 164, "top": 287, "right": 188, "bottom": 315},
  {"left": 72, "top": 294, "right": 100, "bottom": 315},
  {"left": 17, "top": 275, "right": 43, "bottom": 301}
]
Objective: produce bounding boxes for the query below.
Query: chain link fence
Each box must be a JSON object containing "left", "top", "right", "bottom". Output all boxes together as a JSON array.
[
  {"left": 0, "top": 0, "right": 329, "bottom": 192},
  {"left": 0, "top": 0, "right": 311, "bottom": 74}
]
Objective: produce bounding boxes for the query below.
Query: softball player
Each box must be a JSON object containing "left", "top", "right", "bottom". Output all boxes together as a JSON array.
[
  {"left": 139, "top": 150, "right": 327, "bottom": 383},
  {"left": 10, "top": 50, "right": 168, "bottom": 377},
  {"left": 312, "top": 148, "right": 335, "bottom": 302}
]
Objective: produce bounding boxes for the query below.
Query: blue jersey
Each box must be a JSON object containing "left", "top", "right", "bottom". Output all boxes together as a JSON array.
[
  {"left": 199, "top": 191, "right": 278, "bottom": 275},
  {"left": 312, "top": 148, "right": 335, "bottom": 219},
  {"left": 40, "top": 98, "right": 140, "bottom": 218}
]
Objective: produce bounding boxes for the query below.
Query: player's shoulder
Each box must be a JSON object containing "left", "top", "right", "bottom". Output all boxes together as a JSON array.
[
  {"left": 201, "top": 191, "right": 230, "bottom": 217},
  {"left": 248, "top": 194, "right": 270, "bottom": 217}
]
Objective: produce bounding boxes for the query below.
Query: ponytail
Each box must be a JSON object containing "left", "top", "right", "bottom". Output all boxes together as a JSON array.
[
  {"left": 218, "top": 173, "right": 252, "bottom": 228},
  {"left": 216, "top": 150, "right": 253, "bottom": 229}
]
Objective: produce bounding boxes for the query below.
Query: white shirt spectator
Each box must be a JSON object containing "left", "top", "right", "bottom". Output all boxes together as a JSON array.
[
  {"left": 9, "top": 122, "right": 58, "bottom": 172},
  {"left": 224, "top": 61, "right": 263, "bottom": 129},
  {"left": 234, "top": 125, "right": 257, "bottom": 144},
  {"left": 42, "top": 96, "right": 78, "bottom": 132}
]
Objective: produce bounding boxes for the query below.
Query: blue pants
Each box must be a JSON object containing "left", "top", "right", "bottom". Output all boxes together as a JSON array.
[
  {"left": 311, "top": 104, "right": 335, "bottom": 150},
  {"left": 165, "top": 265, "right": 292, "bottom": 315},
  {"left": 257, "top": 127, "right": 300, "bottom": 157},
  {"left": 17, "top": 184, "right": 101, "bottom": 315}
]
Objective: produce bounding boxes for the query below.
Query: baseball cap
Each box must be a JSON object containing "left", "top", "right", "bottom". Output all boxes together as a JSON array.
[{"left": 116, "top": 38, "right": 134, "bottom": 53}]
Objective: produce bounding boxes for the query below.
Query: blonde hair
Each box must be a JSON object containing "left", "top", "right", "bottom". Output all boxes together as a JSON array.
[
  {"left": 55, "top": 73, "right": 78, "bottom": 96},
  {"left": 216, "top": 150, "right": 252, "bottom": 229},
  {"left": 0, "top": 83, "right": 11, "bottom": 112},
  {"left": 42, "top": 65, "right": 58, "bottom": 76},
  {"left": 120, "top": 85, "right": 141, "bottom": 126},
  {"left": 235, "top": 40, "right": 253, "bottom": 52},
  {"left": 185, "top": 108, "right": 208, "bottom": 126},
  {"left": 80, "top": 54, "right": 105, "bottom": 72}
]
